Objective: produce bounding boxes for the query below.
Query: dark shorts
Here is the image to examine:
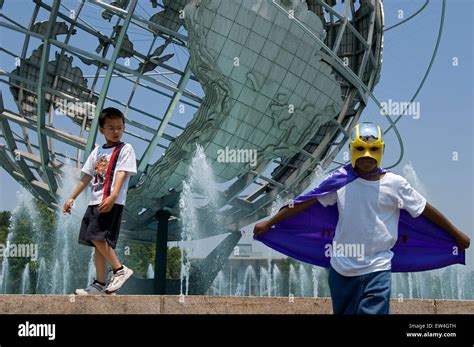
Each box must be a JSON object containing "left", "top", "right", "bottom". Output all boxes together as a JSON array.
[
  {"left": 328, "top": 265, "right": 391, "bottom": 314},
  {"left": 79, "top": 204, "right": 124, "bottom": 249}
]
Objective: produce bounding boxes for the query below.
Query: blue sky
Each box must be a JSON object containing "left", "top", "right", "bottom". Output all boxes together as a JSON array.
[
  {"left": 1, "top": 1, "right": 473, "bottom": 264},
  {"left": 360, "top": 0, "right": 473, "bottom": 237}
]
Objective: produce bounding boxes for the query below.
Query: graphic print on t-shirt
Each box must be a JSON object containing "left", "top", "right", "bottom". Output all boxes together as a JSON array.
[
  {"left": 91, "top": 142, "right": 125, "bottom": 202},
  {"left": 81, "top": 141, "right": 137, "bottom": 206},
  {"left": 92, "top": 153, "right": 108, "bottom": 193}
]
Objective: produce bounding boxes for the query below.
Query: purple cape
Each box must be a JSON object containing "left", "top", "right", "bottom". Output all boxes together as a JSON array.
[{"left": 254, "top": 164, "right": 465, "bottom": 272}]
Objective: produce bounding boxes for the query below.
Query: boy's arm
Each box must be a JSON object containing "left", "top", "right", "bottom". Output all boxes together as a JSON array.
[
  {"left": 253, "top": 198, "right": 319, "bottom": 236},
  {"left": 63, "top": 174, "right": 92, "bottom": 214},
  {"left": 68, "top": 174, "right": 92, "bottom": 199},
  {"left": 97, "top": 171, "right": 128, "bottom": 213},
  {"left": 421, "top": 202, "right": 470, "bottom": 250}
]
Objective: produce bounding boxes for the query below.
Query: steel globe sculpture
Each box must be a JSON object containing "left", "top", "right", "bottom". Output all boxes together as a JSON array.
[{"left": 0, "top": 0, "right": 384, "bottom": 294}]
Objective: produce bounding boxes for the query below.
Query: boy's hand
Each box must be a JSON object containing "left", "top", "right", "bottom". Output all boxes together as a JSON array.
[
  {"left": 422, "top": 203, "right": 471, "bottom": 251},
  {"left": 454, "top": 231, "right": 470, "bottom": 251},
  {"left": 62, "top": 198, "right": 74, "bottom": 215},
  {"left": 253, "top": 220, "right": 272, "bottom": 237},
  {"left": 98, "top": 195, "right": 117, "bottom": 213}
]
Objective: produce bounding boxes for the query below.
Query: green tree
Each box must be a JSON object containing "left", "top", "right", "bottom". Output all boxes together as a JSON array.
[
  {"left": 0, "top": 211, "right": 11, "bottom": 245},
  {"left": 166, "top": 246, "right": 181, "bottom": 279},
  {"left": 116, "top": 241, "right": 183, "bottom": 280},
  {"left": 5, "top": 207, "right": 34, "bottom": 293}
]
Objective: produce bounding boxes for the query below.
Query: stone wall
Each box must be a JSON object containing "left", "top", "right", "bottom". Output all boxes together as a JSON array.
[{"left": 0, "top": 295, "right": 473, "bottom": 314}]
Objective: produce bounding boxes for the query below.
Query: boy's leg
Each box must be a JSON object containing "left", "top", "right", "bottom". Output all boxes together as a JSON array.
[
  {"left": 91, "top": 239, "right": 122, "bottom": 271},
  {"left": 357, "top": 270, "right": 391, "bottom": 314},
  {"left": 94, "top": 249, "right": 107, "bottom": 284},
  {"left": 74, "top": 247, "right": 108, "bottom": 295},
  {"left": 91, "top": 239, "right": 133, "bottom": 293},
  {"left": 328, "top": 266, "right": 363, "bottom": 314}
]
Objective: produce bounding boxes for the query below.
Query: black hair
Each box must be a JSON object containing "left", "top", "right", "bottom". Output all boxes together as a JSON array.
[{"left": 99, "top": 107, "right": 125, "bottom": 127}]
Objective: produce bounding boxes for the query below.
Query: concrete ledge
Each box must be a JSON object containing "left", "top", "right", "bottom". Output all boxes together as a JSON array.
[{"left": 0, "top": 295, "right": 473, "bottom": 314}]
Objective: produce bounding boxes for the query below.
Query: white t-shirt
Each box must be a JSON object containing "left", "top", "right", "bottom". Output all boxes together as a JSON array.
[
  {"left": 317, "top": 172, "right": 426, "bottom": 276},
  {"left": 81, "top": 142, "right": 137, "bottom": 206}
]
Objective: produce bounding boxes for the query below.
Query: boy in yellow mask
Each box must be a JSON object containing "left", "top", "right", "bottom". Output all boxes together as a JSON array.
[
  {"left": 254, "top": 122, "right": 470, "bottom": 314},
  {"left": 349, "top": 122, "right": 384, "bottom": 176}
]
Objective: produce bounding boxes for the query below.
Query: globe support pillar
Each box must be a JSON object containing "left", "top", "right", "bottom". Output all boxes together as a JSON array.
[{"left": 154, "top": 210, "right": 170, "bottom": 294}]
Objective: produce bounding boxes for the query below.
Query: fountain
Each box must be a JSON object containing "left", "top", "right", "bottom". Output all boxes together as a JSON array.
[
  {"left": 298, "top": 264, "right": 310, "bottom": 297},
  {"left": 272, "top": 264, "right": 281, "bottom": 297},
  {"left": 0, "top": 188, "right": 39, "bottom": 293},
  {"left": 265, "top": 259, "right": 273, "bottom": 297},
  {"left": 0, "top": 238, "right": 10, "bottom": 293},
  {"left": 50, "top": 160, "right": 91, "bottom": 294},
  {"left": 20, "top": 263, "right": 30, "bottom": 294},
  {"left": 312, "top": 266, "right": 320, "bottom": 297},
  {"left": 234, "top": 283, "right": 243, "bottom": 296},
  {"left": 51, "top": 260, "right": 61, "bottom": 294},
  {"left": 87, "top": 252, "right": 96, "bottom": 285},
  {"left": 146, "top": 264, "right": 155, "bottom": 279},
  {"left": 35, "top": 257, "right": 47, "bottom": 294},
  {"left": 398, "top": 163, "right": 472, "bottom": 300},
  {"left": 243, "top": 265, "right": 256, "bottom": 296},
  {"left": 210, "top": 270, "right": 225, "bottom": 296},
  {"left": 259, "top": 266, "right": 271, "bottom": 297},
  {"left": 0, "top": 160, "right": 99, "bottom": 294},
  {"left": 179, "top": 144, "right": 221, "bottom": 295},
  {"left": 305, "top": 164, "right": 327, "bottom": 193},
  {"left": 288, "top": 264, "right": 297, "bottom": 297},
  {"left": 407, "top": 272, "right": 415, "bottom": 299}
]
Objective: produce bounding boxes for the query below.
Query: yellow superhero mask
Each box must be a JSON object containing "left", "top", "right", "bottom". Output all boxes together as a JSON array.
[{"left": 349, "top": 122, "right": 385, "bottom": 168}]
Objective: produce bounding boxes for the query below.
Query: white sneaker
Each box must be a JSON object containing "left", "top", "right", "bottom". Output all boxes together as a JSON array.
[
  {"left": 105, "top": 265, "right": 133, "bottom": 293},
  {"left": 74, "top": 281, "right": 106, "bottom": 295}
]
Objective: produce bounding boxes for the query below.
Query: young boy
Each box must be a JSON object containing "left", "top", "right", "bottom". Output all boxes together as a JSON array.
[
  {"left": 254, "top": 122, "right": 470, "bottom": 314},
  {"left": 63, "top": 107, "right": 137, "bottom": 295}
]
